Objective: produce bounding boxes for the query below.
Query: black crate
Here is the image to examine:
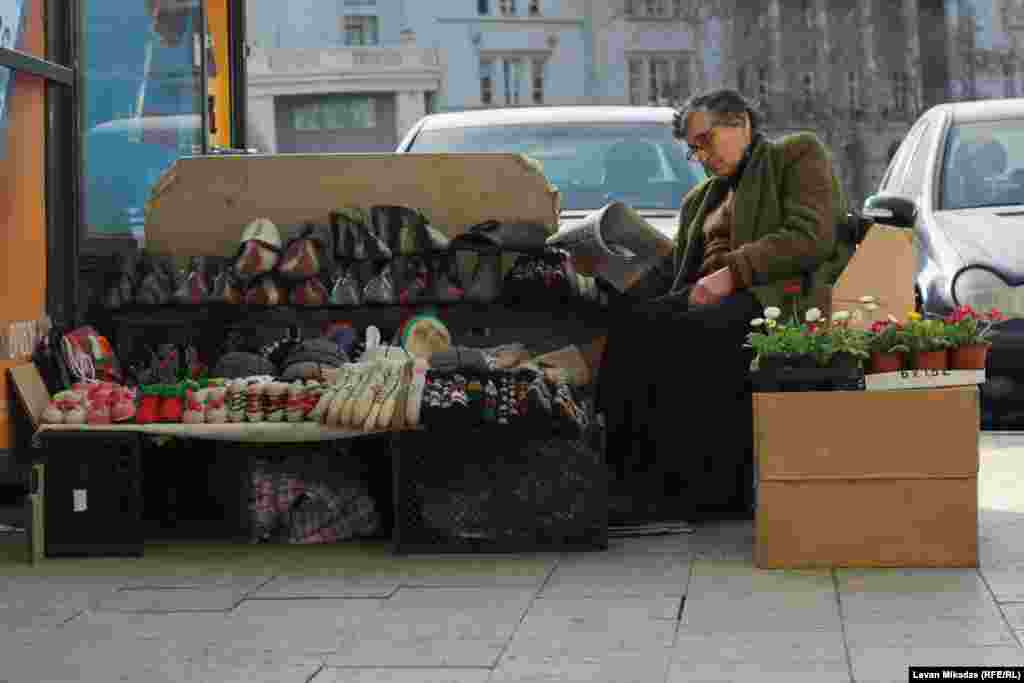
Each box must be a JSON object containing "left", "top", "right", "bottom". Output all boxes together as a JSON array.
[
  {"left": 391, "top": 425, "right": 608, "bottom": 554},
  {"left": 749, "top": 367, "right": 866, "bottom": 393},
  {"left": 35, "top": 431, "right": 144, "bottom": 558}
]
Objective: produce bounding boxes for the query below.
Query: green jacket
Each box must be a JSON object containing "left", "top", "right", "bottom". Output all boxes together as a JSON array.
[{"left": 628, "top": 131, "right": 851, "bottom": 320}]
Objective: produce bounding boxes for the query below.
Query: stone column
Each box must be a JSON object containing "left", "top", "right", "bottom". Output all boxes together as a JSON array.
[
  {"left": 858, "top": 0, "right": 878, "bottom": 119},
  {"left": 245, "top": 94, "right": 278, "bottom": 154},
  {"left": 902, "top": 0, "right": 923, "bottom": 117},
  {"left": 767, "top": 0, "right": 783, "bottom": 123},
  {"left": 815, "top": 0, "right": 832, "bottom": 126}
]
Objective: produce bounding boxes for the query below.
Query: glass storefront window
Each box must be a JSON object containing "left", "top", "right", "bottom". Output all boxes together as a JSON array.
[{"left": 81, "top": 0, "right": 206, "bottom": 242}]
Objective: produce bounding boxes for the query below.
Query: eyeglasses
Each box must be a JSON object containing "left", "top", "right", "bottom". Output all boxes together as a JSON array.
[{"left": 685, "top": 126, "right": 719, "bottom": 161}]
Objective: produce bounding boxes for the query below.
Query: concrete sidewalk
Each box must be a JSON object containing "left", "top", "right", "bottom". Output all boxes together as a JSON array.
[{"left": 1, "top": 433, "right": 1023, "bottom": 683}]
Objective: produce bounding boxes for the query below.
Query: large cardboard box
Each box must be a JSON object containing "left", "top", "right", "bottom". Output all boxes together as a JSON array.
[
  {"left": 143, "top": 153, "right": 561, "bottom": 257},
  {"left": 752, "top": 386, "right": 979, "bottom": 569}
]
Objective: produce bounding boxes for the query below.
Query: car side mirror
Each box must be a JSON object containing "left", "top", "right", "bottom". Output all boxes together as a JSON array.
[{"left": 862, "top": 194, "right": 917, "bottom": 229}]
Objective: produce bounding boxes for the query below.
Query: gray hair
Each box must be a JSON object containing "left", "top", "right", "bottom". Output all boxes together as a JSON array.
[{"left": 672, "top": 89, "right": 761, "bottom": 140}]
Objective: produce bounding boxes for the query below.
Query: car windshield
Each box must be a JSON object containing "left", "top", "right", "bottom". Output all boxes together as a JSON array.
[
  {"left": 404, "top": 122, "right": 706, "bottom": 211},
  {"left": 941, "top": 119, "right": 1024, "bottom": 210}
]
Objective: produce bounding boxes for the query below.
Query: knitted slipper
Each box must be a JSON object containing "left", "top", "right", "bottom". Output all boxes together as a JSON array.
[
  {"left": 405, "top": 358, "right": 429, "bottom": 427},
  {"left": 352, "top": 361, "right": 392, "bottom": 429},
  {"left": 371, "top": 360, "right": 407, "bottom": 431},
  {"left": 322, "top": 365, "right": 360, "bottom": 426},
  {"left": 389, "top": 361, "right": 413, "bottom": 431},
  {"left": 335, "top": 363, "right": 377, "bottom": 427}
]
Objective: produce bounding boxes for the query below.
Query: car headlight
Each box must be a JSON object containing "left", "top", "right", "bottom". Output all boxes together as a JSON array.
[{"left": 953, "top": 268, "right": 1023, "bottom": 317}]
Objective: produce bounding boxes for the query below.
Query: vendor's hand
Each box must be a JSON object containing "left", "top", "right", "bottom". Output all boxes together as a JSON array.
[{"left": 689, "top": 267, "right": 735, "bottom": 306}]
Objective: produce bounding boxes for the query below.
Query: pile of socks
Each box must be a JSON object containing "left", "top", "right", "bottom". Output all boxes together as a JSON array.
[
  {"left": 416, "top": 367, "right": 589, "bottom": 437},
  {"left": 222, "top": 377, "right": 326, "bottom": 424},
  {"left": 40, "top": 382, "right": 137, "bottom": 425},
  {"left": 136, "top": 380, "right": 229, "bottom": 424}
]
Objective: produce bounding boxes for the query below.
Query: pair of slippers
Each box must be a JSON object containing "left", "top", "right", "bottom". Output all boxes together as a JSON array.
[{"left": 311, "top": 358, "right": 429, "bottom": 432}]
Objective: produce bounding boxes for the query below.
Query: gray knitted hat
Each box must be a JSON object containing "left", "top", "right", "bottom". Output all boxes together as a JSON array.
[
  {"left": 280, "top": 338, "right": 348, "bottom": 382},
  {"left": 213, "top": 352, "right": 277, "bottom": 379}
]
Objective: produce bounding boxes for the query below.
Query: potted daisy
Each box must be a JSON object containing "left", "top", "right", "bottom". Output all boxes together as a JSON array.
[
  {"left": 746, "top": 306, "right": 816, "bottom": 372},
  {"left": 944, "top": 305, "right": 1006, "bottom": 370},
  {"left": 816, "top": 308, "right": 870, "bottom": 370}
]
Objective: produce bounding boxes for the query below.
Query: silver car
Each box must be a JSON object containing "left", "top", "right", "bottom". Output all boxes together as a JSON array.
[
  {"left": 395, "top": 105, "right": 707, "bottom": 239},
  {"left": 863, "top": 97, "right": 1024, "bottom": 416}
]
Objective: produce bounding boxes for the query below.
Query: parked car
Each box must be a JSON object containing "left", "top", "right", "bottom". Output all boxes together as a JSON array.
[
  {"left": 395, "top": 106, "right": 707, "bottom": 238},
  {"left": 863, "top": 97, "right": 1024, "bottom": 417}
]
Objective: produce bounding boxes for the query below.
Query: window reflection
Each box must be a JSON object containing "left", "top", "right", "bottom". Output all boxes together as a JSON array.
[{"left": 83, "top": 0, "right": 205, "bottom": 241}]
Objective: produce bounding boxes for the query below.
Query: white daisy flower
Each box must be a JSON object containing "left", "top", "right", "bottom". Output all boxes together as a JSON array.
[
  {"left": 764, "top": 307, "right": 782, "bottom": 320},
  {"left": 750, "top": 318, "right": 765, "bottom": 327},
  {"left": 887, "top": 314, "right": 900, "bottom": 324},
  {"left": 864, "top": 302, "right": 879, "bottom": 311},
  {"left": 859, "top": 295, "right": 876, "bottom": 304},
  {"left": 832, "top": 310, "right": 851, "bottom": 322},
  {"left": 851, "top": 309, "right": 864, "bottom": 322},
  {"left": 805, "top": 307, "right": 822, "bottom": 322}
]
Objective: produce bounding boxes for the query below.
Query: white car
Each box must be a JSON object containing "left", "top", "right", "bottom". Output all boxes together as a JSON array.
[{"left": 396, "top": 106, "right": 707, "bottom": 238}]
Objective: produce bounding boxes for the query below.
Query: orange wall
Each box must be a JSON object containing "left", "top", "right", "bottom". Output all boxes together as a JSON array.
[
  {"left": 0, "top": 2, "right": 47, "bottom": 448},
  {"left": 207, "top": 0, "right": 232, "bottom": 148}
]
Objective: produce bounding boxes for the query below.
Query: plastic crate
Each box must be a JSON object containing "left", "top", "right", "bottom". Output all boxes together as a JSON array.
[
  {"left": 35, "top": 430, "right": 144, "bottom": 558},
  {"left": 749, "top": 367, "right": 865, "bottom": 393},
  {"left": 391, "top": 424, "right": 608, "bottom": 554}
]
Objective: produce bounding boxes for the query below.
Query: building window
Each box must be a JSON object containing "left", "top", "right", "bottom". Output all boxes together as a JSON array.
[
  {"left": 288, "top": 95, "right": 377, "bottom": 131},
  {"left": 344, "top": 0, "right": 377, "bottom": 5},
  {"left": 499, "top": 0, "right": 517, "bottom": 16},
  {"left": 503, "top": 57, "right": 523, "bottom": 104},
  {"left": 628, "top": 53, "right": 690, "bottom": 105},
  {"left": 800, "top": 72, "right": 815, "bottom": 116},
  {"left": 531, "top": 57, "right": 547, "bottom": 103},
  {"left": 1005, "top": 60, "right": 1017, "bottom": 98},
  {"left": 478, "top": 0, "right": 490, "bottom": 15},
  {"left": 343, "top": 15, "right": 379, "bottom": 46},
  {"left": 529, "top": 0, "right": 541, "bottom": 16},
  {"left": 757, "top": 66, "right": 768, "bottom": 105},
  {"left": 626, "top": 0, "right": 672, "bottom": 19},
  {"left": 480, "top": 58, "right": 494, "bottom": 105},
  {"left": 628, "top": 58, "right": 644, "bottom": 104}
]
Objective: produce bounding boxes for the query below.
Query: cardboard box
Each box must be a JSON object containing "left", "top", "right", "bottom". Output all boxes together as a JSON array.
[
  {"left": 865, "top": 369, "right": 986, "bottom": 392},
  {"left": 830, "top": 223, "right": 917, "bottom": 327},
  {"left": 753, "top": 386, "right": 979, "bottom": 568},
  {"left": 144, "top": 153, "right": 561, "bottom": 257}
]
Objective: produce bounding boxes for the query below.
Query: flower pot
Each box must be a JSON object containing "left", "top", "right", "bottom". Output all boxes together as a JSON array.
[
  {"left": 757, "top": 353, "right": 809, "bottom": 373},
  {"left": 868, "top": 352, "right": 904, "bottom": 374},
  {"left": 827, "top": 352, "right": 861, "bottom": 371},
  {"left": 949, "top": 344, "right": 989, "bottom": 370},
  {"left": 914, "top": 350, "right": 948, "bottom": 371}
]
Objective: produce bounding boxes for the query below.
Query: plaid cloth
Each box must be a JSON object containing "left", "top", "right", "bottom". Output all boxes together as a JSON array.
[{"left": 248, "top": 468, "right": 379, "bottom": 544}]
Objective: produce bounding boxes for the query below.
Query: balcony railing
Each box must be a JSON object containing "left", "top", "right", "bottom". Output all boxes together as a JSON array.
[{"left": 248, "top": 47, "right": 442, "bottom": 75}]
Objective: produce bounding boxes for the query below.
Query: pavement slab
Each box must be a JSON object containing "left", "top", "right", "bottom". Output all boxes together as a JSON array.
[
  {"left": 849, "top": 646, "right": 1024, "bottom": 683},
  {"left": 980, "top": 564, "right": 1024, "bottom": 603},
  {"left": 325, "top": 587, "right": 535, "bottom": 667},
  {"left": 686, "top": 521, "right": 755, "bottom": 562},
  {"left": 490, "top": 651, "right": 673, "bottom": 683},
  {"left": 530, "top": 593, "right": 682, "bottom": 621},
  {"left": 0, "top": 577, "right": 123, "bottom": 631},
  {"left": 246, "top": 575, "right": 399, "bottom": 599},
  {"left": 93, "top": 585, "right": 250, "bottom": 613},
  {"left": 837, "top": 569, "right": 1016, "bottom": 648},
  {"left": 998, "top": 601, "right": 1024, "bottom": 631},
  {"left": 540, "top": 551, "right": 691, "bottom": 599},
  {"left": 314, "top": 667, "right": 492, "bottom": 683},
  {"left": 670, "top": 629, "right": 850, "bottom": 682}
]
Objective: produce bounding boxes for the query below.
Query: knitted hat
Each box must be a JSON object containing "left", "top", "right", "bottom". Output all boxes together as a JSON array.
[
  {"left": 280, "top": 338, "right": 349, "bottom": 382},
  {"left": 241, "top": 218, "right": 282, "bottom": 250},
  {"left": 213, "top": 351, "right": 277, "bottom": 379},
  {"left": 397, "top": 313, "right": 451, "bottom": 360}
]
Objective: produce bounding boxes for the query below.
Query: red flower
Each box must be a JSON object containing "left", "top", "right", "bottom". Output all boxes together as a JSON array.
[
  {"left": 988, "top": 308, "right": 1007, "bottom": 322},
  {"left": 806, "top": 323, "right": 818, "bottom": 334},
  {"left": 783, "top": 281, "right": 802, "bottom": 295}
]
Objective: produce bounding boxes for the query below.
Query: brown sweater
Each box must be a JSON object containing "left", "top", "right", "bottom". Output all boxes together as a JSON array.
[{"left": 699, "top": 189, "right": 754, "bottom": 289}]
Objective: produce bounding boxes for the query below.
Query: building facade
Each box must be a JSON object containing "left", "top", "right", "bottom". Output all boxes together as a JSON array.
[{"left": 245, "top": 0, "right": 442, "bottom": 153}]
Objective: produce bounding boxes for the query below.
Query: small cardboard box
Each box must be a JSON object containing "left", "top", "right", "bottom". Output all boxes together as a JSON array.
[
  {"left": 753, "top": 386, "right": 979, "bottom": 569},
  {"left": 830, "top": 223, "right": 916, "bottom": 326}
]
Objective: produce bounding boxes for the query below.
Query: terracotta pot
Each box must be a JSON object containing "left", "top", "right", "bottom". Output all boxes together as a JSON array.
[
  {"left": 869, "top": 352, "right": 904, "bottom": 374},
  {"left": 914, "top": 350, "right": 948, "bottom": 371},
  {"left": 949, "top": 344, "right": 989, "bottom": 370}
]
